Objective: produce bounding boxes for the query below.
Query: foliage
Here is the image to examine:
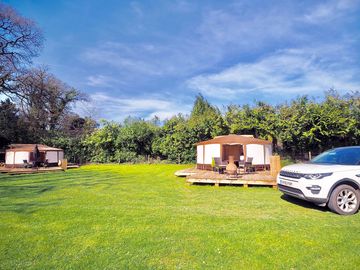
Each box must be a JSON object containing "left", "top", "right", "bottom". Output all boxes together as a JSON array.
[
  {"left": 152, "top": 114, "right": 196, "bottom": 163},
  {"left": 44, "top": 116, "right": 97, "bottom": 164},
  {"left": 115, "top": 117, "right": 159, "bottom": 162},
  {"left": 84, "top": 120, "right": 121, "bottom": 163},
  {"left": 0, "top": 99, "right": 28, "bottom": 147},
  {"left": 152, "top": 95, "right": 229, "bottom": 163},
  {"left": 278, "top": 91, "right": 360, "bottom": 156},
  {"left": 225, "top": 102, "right": 279, "bottom": 147}
]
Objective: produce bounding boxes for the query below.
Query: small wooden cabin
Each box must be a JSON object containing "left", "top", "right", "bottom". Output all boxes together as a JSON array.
[
  {"left": 5, "top": 144, "right": 64, "bottom": 168},
  {"left": 196, "top": 135, "right": 272, "bottom": 170}
]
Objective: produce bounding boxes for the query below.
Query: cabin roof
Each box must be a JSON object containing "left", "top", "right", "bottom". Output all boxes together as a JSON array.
[
  {"left": 6, "top": 144, "right": 63, "bottom": 152},
  {"left": 196, "top": 134, "right": 271, "bottom": 146}
]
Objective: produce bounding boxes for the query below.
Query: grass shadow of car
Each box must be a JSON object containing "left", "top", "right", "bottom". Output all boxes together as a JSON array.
[{"left": 280, "top": 194, "right": 329, "bottom": 212}]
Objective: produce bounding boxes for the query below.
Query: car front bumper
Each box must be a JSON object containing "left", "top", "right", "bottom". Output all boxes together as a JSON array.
[{"left": 277, "top": 184, "right": 328, "bottom": 204}]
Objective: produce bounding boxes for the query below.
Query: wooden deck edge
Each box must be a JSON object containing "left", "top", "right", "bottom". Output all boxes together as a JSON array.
[
  {"left": 186, "top": 178, "right": 277, "bottom": 187},
  {"left": 174, "top": 172, "right": 197, "bottom": 177},
  {"left": 0, "top": 168, "right": 65, "bottom": 175}
]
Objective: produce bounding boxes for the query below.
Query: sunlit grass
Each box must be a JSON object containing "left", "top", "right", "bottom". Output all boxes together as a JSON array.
[{"left": 0, "top": 164, "right": 359, "bottom": 269}]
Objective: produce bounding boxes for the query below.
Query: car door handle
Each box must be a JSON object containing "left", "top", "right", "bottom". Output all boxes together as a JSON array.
[{"left": 356, "top": 174, "right": 360, "bottom": 177}]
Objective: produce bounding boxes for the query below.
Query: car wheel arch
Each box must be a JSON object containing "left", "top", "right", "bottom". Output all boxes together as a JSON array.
[{"left": 327, "top": 178, "right": 360, "bottom": 201}]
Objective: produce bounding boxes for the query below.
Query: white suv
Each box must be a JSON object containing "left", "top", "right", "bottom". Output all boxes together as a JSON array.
[{"left": 277, "top": 146, "right": 360, "bottom": 215}]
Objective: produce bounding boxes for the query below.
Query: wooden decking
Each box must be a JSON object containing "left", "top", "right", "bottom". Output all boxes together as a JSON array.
[
  {"left": 175, "top": 167, "right": 277, "bottom": 188},
  {"left": 0, "top": 164, "right": 80, "bottom": 175}
]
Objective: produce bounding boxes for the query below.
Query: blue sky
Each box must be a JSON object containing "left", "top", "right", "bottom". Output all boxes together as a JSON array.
[{"left": 5, "top": 0, "right": 360, "bottom": 121}]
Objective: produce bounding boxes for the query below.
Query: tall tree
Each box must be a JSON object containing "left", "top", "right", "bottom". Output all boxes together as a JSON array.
[
  {"left": 153, "top": 95, "right": 228, "bottom": 163},
  {"left": 115, "top": 117, "right": 159, "bottom": 162},
  {"left": 0, "top": 3, "right": 43, "bottom": 97},
  {"left": 0, "top": 99, "right": 26, "bottom": 147},
  {"left": 16, "top": 67, "right": 82, "bottom": 140},
  {"left": 189, "top": 94, "right": 228, "bottom": 141}
]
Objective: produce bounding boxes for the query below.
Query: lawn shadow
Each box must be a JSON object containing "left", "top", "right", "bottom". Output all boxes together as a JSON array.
[
  {"left": 280, "top": 194, "right": 329, "bottom": 213},
  {"left": 0, "top": 185, "right": 56, "bottom": 198},
  {"left": 0, "top": 184, "right": 62, "bottom": 214},
  {"left": 0, "top": 171, "right": 126, "bottom": 214},
  {"left": 0, "top": 200, "right": 63, "bottom": 214}
]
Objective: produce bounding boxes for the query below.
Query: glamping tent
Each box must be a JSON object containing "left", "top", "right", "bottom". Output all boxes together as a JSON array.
[
  {"left": 196, "top": 135, "right": 272, "bottom": 170},
  {"left": 5, "top": 144, "right": 64, "bottom": 168}
]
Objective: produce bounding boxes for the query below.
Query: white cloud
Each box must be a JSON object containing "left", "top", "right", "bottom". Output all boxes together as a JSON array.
[
  {"left": 76, "top": 0, "right": 359, "bottom": 114},
  {"left": 74, "top": 92, "right": 191, "bottom": 121},
  {"left": 197, "top": 6, "right": 295, "bottom": 48},
  {"left": 86, "top": 75, "right": 115, "bottom": 87},
  {"left": 83, "top": 47, "right": 162, "bottom": 76},
  {"left": 187, "top": 48, "right": 360, "bottom": 99},
  {"left": 303, "top": 0, "right": 358, "bottom": 23},
  {"left": 147, "top": 110, "right": 188, "bottom": 120}
]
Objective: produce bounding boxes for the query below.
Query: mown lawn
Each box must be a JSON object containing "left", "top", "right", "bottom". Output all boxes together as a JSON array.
[{"left": 0, "top": 164, "right": 359, "bottom": 269}]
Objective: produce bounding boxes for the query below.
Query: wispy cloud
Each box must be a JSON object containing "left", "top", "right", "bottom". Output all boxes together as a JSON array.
[
  {"left": 34, "top": 0, "right": 359, "bottom": 120},
  {"left": 197, "top": 7, "right": 294, "bottom": 48},
  {"left": 187, "top": 48, "right": 360, "bottom": 99},
  {"left": 86, "top": 75, "right": 117, "bottom": 87},
  {"left": 82, "top": 46, "right": 162, "bottom": 76},
  {"left": 303, "top": 0, "right": 359, "bottom": 24},
  {"left": 74, "top": 92, "right": 191, "bottom": 121}
]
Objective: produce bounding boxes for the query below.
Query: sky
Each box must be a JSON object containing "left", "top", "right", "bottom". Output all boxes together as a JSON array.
[{"left": 4, "top": 0, "right": 360, "bottom": 121}]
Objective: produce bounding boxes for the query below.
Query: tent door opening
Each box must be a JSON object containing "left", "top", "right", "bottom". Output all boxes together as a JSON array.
[{"left": 222, "top": 144, "right": 243, "bottom": 164}]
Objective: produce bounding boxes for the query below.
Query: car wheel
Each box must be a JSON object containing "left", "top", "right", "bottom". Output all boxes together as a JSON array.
[{"left": 328, "top": 185, "right": 360, "bottom": 215}]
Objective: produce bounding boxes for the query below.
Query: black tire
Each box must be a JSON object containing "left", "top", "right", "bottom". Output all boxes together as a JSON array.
[{"left": 328, "top": 184, "right": 360, "bottom": 215}]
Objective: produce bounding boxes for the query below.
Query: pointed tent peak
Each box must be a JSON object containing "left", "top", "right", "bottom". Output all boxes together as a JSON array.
[{"left": 196, "top": 134, "right": 271, "bottom": 145}]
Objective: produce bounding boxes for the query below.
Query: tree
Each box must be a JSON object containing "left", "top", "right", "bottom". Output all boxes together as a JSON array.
[
  {"left": 84, "top": 120, "right": 122, "bottom": 163},
  {"left": 152, "top": 114, "right": 197, "bottom": 163},
  {"left": 45, "top": 115, "right": 97, "bottom": 164},
  {"left": 115, "top": 117, "right": 159, "bottom": 162},
  {"left": 189, "top": 94, "right": 228, "bottom": 141},
  {"left": 348, "top": 92, "right": 360, "bottom": 144},
  {"left": 0, "top": 3, "right": 43, "bottom": 97},
  {"left": 153, "top": 95, "right": 229, "bottom": 163},
  {"left": 15, "top": 67, "right": 82, "bottom": 140},
  {"left": 0, "top": 98, "right": 28, "bottom": 147},
  {"left": 225, "top": 102, "right": 279, "bottom": 149}
]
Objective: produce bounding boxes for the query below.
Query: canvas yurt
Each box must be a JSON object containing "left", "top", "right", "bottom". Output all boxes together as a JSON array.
[
  {"left": 5, "top": 144, "right": 64, "bottom": 168},
  {"left": 196, "top": 135, "right": 272, "bottom": 170}
]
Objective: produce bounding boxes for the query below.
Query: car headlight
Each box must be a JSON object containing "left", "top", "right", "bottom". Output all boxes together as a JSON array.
[{"left": 303, "top": 173, "right": 333, "bottom": 180}]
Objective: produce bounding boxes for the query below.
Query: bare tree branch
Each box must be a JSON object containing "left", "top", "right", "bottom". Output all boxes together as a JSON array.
[{"left": 0, "top": 3, "right": 43, "bottom": 96}]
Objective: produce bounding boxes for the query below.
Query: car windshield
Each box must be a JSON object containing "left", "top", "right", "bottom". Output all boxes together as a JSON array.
[{"left": 311, "top": 148, "right": 360, "bottom": 165}]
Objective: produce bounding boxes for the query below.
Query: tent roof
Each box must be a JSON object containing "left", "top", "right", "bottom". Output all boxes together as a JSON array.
[
  {"left": 196, "top": 135, "right": 271, "bottom": 146},
  {"left": 6, "top": 144, "right": 63, "bottom": 152}
]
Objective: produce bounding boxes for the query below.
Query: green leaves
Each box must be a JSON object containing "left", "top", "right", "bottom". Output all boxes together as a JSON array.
[{"left": 44, "top": 91, "right": 360, "bottom": 163}]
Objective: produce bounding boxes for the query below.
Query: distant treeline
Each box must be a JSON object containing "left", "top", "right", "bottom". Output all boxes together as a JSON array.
[
  {"left": 1, "top": 3, "right": 359, "bottom": 164},
  {"left": 1, "top": 92, "right": 359, "bottom": 164},
  {"left": 73, "top": 92, "right": 360, "bottom": 163}
]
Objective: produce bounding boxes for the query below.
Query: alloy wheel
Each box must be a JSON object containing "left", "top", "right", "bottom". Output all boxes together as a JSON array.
[{"left": 336, "top": 189, "right": 358, "bottom": 213}]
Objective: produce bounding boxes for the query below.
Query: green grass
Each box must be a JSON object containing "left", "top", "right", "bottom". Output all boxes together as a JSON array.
[{"left": 0, "top": 164, "right": 359, "bottom": 269}]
